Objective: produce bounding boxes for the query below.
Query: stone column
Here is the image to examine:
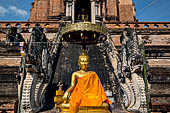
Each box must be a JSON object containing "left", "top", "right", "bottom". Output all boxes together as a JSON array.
[
  {"left": 72, "top": 0, "right": 75, "bottom": 23},
  {"left": 95, "top": 1, "right": 102, "bottom": 16},
  {"left": 95, "top": 1, "right": 102, "bottom": 23},
  {"left": 91, "top": 0, "right": 95, "bottom": 23},
  {"left": 95, "top": 2, "right": 99, "bottom": 16},
  {"left": 68, "top": 2, "right": 72, "bottom": 16},
  {"left": 102, "top": 0, "right": 106, "bottom": 21},
  {"left": 98, "top": 2, "right": 101, "bottom": 16},
  {"left": 66, "top": 2, "right": 69, "bottom": 16},
  {"left": 66, "top": 0, "right": 72, "bottom": 17}
]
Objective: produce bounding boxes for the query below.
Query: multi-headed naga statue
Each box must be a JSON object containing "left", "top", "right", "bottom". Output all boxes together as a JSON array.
[
  {"left": 118, "top": 28, "right": 149, "bottom": 112},
  {"left": 28, "top": 27, "right": 48, "bottom": 69},
  {"left": 17, "top": 26, "right": 53, "bottom": 113},
  {"left": 6, "top": 27, "right": 25, "bottom": 46}
]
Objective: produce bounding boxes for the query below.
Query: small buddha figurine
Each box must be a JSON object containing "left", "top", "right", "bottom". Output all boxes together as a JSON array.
[
  {"left": 62, "top": 49, "right": 112, "bottom": 113},
  {"left": 77, "top": 8, "right": 89, "bottom": 22}
]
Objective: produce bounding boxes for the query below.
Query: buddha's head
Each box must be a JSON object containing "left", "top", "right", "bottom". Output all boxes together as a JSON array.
[
  {"left": 81, "top": 8, "right": 85, "bottom": 13},
  {"left": 78, "top": 49, "right": 89, "bottom": 71}
]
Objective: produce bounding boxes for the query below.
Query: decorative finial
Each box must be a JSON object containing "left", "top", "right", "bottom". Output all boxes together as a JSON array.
[{"left": 78, "top": 49, "right": 89, "bottom": 64}]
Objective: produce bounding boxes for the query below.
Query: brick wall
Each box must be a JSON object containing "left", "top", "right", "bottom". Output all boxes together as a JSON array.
[
  {"left": 29, "top": 0, "right": 50, "bottom": 21},
  {"left": 49, "top": 0, "right": 65, "bottom": 16},
  {"left": 118, "top": 0, "right": 136, "bottom": 22},
  {"left": 29, "top": 0, "right": 65, "bottom": 21},
  {"left": 106, "top": 0, "right": 118, "bottom": 21},
  {"left": 29, "top": 2, "right": 35, "bottom": 21},
  {"left": 119, "top": 5, "right": 135, "bottom": 22}
]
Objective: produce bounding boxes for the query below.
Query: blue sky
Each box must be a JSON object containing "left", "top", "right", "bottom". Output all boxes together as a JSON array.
[
  {"left": 134, "top": 0, "right": 170, "bottom": 21},
  {"left": 0, "top": 0, "right": 170, "bottom": 21}
]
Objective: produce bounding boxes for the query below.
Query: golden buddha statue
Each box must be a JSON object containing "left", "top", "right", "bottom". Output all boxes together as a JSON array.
[{"left": 62, "top": 49, "right": 112, "bottom": 113}]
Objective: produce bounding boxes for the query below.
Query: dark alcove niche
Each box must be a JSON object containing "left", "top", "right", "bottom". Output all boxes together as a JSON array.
[{"left": 75, "top": 0, "right": 91, "bottom": 22}]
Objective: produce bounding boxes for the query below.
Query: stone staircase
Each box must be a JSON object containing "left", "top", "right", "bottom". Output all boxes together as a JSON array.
[
  {"left": 0, "top": 43, "right": 21, "bottom": 113},
  {"left": 149, "top": 66, "right": 170, "bottom": 112},
  {"left": 146, "top": 46, "right": 170, "bottom": 112},
  {"left": 2, "top": 42, "right": 170, "bottom": 113}
]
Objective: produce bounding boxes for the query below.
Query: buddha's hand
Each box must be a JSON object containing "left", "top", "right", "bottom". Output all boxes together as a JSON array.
[
  {"left": 62, "top": 92, "right": 68, "bottom": 99},
  {"left": 62, "top": 91, "right": 71, "bottom": 103}
]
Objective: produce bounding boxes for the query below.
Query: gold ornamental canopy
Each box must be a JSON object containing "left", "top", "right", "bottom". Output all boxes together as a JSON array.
[{"left": 61, "top": 22, "right": 107, "bottom": 45}]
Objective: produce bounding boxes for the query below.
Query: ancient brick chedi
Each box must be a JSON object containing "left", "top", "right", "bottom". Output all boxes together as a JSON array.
[
  {"left": 0, "top": 0, "right": 170, "bottom": 113},
  {"left": 29, "top": 0, "right": 136, "bottom": 22}
]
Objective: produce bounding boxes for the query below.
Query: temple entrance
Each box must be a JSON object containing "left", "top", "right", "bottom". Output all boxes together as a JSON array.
[{"left": 75, "top": 0, "right": 91, "bottom": 22}]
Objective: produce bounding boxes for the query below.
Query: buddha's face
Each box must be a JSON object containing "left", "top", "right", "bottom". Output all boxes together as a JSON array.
[{"left": 79, "top": 56, "right": 89, "bottom": 71}]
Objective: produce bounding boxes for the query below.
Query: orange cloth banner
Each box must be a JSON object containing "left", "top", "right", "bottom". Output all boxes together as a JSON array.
[{"left": 69, "top": 72, "right": 112, "bottom": 113}]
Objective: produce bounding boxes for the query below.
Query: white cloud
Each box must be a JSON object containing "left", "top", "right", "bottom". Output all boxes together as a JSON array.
[
  {"left": 0, "top": 6, "right": 9, "bottom": 16},
  {"left": 9, "top": 6, "right": 28, "bottom": 17}
]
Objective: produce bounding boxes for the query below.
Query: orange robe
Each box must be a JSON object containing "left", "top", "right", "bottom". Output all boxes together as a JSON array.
[{"left": 69, "top": 72, "right": 112, "bottom": 113}]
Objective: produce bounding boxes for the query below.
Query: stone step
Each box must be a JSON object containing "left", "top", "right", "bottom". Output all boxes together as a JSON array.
[
  {"left": 0, "top": 74, "right": 17, "bottom": 82},
  {"left": 0, "top": 66, "right": 19, "bottom": 75},
  {"left": 0, "top": 82, "right": 18, "bottom": 96},
  {"left": 0, "top": 58, "right": 21, "bottom": 67},
  {"left": 0, "top": 42, "right": 19, "bottom": 113},
  {"left": 0, "top": 45, "right": 20, "bottom": 56},
  {"left": 0, "top": 52, "right": 20, "bottom": 56}
]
